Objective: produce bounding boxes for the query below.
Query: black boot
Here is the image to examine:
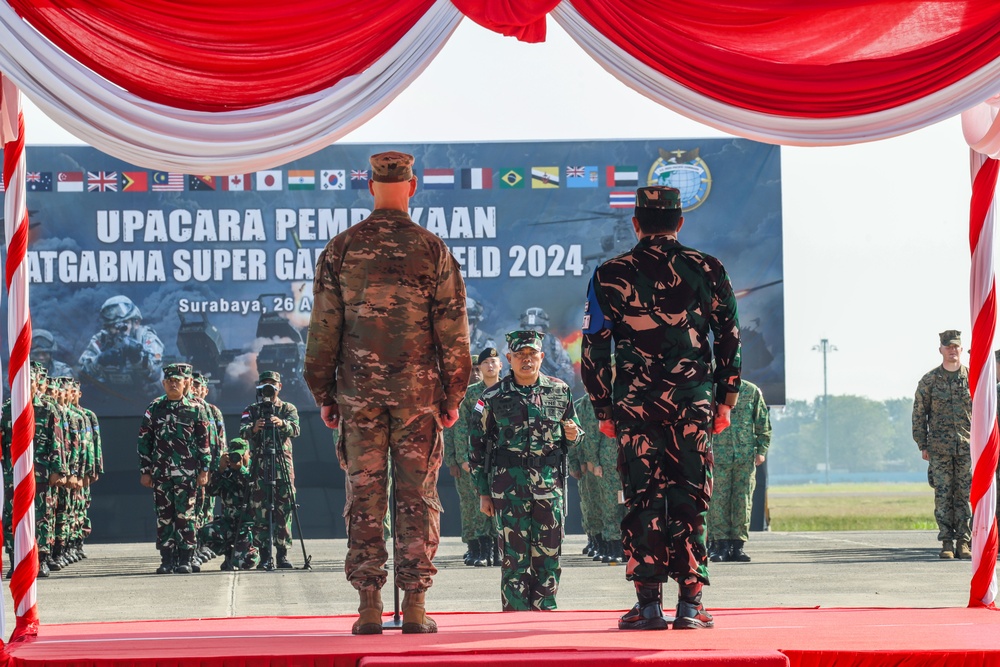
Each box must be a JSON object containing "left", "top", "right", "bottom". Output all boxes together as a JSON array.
[
  {"left": 38, "top": 552, "right": 51, "bottom": 578},
  {"left": 276, "top": 547, "right": 293, "bottom": 569},
  {"left": 586, "top": 535, "right": 599, "bottom": 558},
  {"left": 463, "top": 541, "right": 474, "bottom": 566},
  {"left": 583, "top": 534, "right": 594, "bottom": 556},
  {"left": 471, "top": 536, "right": 488, "bottom": 567},
  {"left": 709, "top": 539, "right": 729, "bottom": 562},
  {"left": 48, "top": 544, "right": 64, "bottom": 571},
  {"left": 674, "top": 581, "right": 714, "bottom": 630},
  {"left": 606, "top": 538, "right": 624, "bottom": 564},
  {"left": 483, "top": 536, "right": 494, "bottom": 567},
  {"left": 730, "top": 540, "right": 751, "bottom": 562},
  {"left": 174, "top": 549, "right": 193, "bottom": 574},
  {"left": 156, "top": 548, "right": 174, "bottom": 574},
  {"left": 492, "top": 537, "right": 502, "bottom": 567},
  {"left": 593, "top": 536, "right": 606, "bottom": 562},
  {"left": 619, "top": 582, "right": 669, "bottom": 630}
]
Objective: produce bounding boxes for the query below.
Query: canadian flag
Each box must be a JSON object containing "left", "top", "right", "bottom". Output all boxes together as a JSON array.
[{"left": 223, "top": 174, "right": 251, "bottom": 191}]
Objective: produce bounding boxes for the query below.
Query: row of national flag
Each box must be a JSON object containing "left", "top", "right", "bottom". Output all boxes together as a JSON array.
[{"left": 13, "top": 165, "right": 644, "bottom": 208}]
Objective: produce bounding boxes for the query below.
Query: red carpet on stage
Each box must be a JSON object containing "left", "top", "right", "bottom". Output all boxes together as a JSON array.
[{"left": 3, "top": 607, "right": 999, "bottom": 667}]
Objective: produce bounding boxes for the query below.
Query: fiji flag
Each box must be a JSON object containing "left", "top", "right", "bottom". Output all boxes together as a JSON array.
[{"left": 566, "top": 166, "right": 599, "bottom": 188}]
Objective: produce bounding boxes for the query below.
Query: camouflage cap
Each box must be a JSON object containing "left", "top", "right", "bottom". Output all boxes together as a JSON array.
[
  {"left": 939, "top": 330, "right": 962, "bottom": 346},
  {"left": 29, "top": 361, "right": 44, "bottom": 379},
  {"left": 477, "top": 347, "right": 500, "bottom": 365},
  {"left": 228, "top": 437, "right": 249, "bottom": 455},
  {"left": 369, "top": 151, "right": 414, "bottom": 183},
  {"left": 192, "top": 371, "right": 207, "bottom": 387},
  {"left": 636, "top": 186, "right": 682, "bottom": 210},
  {"left": 163, "top": 362, "right": 193, "bottom": 379},
  {"left": 258, "top": 370, "right": 281, "bottom": 383},
  {"left": 506, "top": 330, "right": 544, "bottom": 352}
]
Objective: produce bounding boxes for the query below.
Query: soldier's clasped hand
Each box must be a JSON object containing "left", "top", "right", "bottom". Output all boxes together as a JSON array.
[{"left": 562, "top": 419, "right": 579, "bottom": 442}]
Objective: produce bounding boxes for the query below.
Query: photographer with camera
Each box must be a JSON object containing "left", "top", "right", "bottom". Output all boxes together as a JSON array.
[
  {"left": 199, "top": 438, "right": 258, "bottom": 570},
  {"left": 239, "top": 370, "right": 300, "bottom": 569}
]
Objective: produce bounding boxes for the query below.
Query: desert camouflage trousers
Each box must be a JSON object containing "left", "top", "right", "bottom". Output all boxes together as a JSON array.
[
  {"left": 579, "top": 470, "right": 624, "bottom": 539},
  {"left": 152, "top": 474, "right": 198, "bottom": 551},
  {"left": 454, "top": 467, "right": 494, "bottom": 542},
  {"left": 707, "top": 458, "right": 756, "bottom": 542},
  {"left": 492, "top": 489, "right": 564, "bottom": 611},
  {"left": 927, "top": 449, "right": 971, "bottom": 543},
  {"left": 339, "top": 404, "right": 443, "bottom": 592},
  {"left": 617, "top": 416, "right": 712, "bottom": 586}
]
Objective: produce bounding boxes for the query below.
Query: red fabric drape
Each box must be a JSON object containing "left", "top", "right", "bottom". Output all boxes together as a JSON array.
[
  {"left": 7, "top": 0, "right": 437, "bottom": 112},
  {"left": 452, "top": 0, "right": 560, "bottom": 43},
  {"left": 570, "top": 0, "right": 1000, "bottom": 117}
]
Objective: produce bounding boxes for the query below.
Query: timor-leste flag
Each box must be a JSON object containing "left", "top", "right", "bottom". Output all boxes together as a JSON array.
[{"left": 122, "top": 171, "right": 148, "bottom": 192}]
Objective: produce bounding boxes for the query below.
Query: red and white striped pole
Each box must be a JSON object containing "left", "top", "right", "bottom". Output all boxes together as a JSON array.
[
  {"left": 1, "top": 75, "right": 39, "bottom": 640},
  {"left": 963, "top": 99, "right": 1000, "bottom": 608}
]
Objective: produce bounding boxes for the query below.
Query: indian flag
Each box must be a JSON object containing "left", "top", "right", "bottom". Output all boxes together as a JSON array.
[{"left": 287, "top": 170, "right": 316, "bottom": 190}]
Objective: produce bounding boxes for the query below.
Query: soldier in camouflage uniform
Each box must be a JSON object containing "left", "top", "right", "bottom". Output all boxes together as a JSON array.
[
  {"left": 574, "top": 394, "right": 625, "bottom": 564},
  {"left": 66, "top": 379, "right": 98, "bottom": 561},
  {"left": 912, "top": 330, "right": 972, "bottom": 560},
  {"left": 519, "top": 308, "right": 575, "bottom": 387},
  {"left": 707, "top": 379, "right": 770, "bottom": 563},
  {"left": 50, "top": 376, "right": 83, "bottom": 571},
  {"left": 192, "top": 372, "right": 227, "bottom": 561},
  {"left": 75, "top": 381, "right": 101, "bottom": 559},
  {"left": 304, "top": 150, "right": 471, "bottom": 635},
  {"left": 240, "top": 370, "right": 300, "bottom": 569},
  {"left": 199, "top": 437, "right": 259, "bottom": 570},
  {"left": 137, "top": 362, "right": 211, "bottom": 574},
  {"left": 582, "top": 186, "right": 741, "bottom": 631},
  {"left": 80, "top": 295, "right": 165, "bottom": 396},
  {"left": 469, "top": 330, "right": 583, "bottom": 611},
  {"left": 31, "top": 329, "right": 75, "bottom": 378},
  {"left": 446, "top": 348, "right": 502, "bottom": 567}
]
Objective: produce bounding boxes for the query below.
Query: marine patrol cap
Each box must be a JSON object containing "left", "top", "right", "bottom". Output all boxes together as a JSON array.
[
  {"left": 163, "top": 363, "right": 193, "bottom": 379},
  {"left": 506, "top": 330, "right": 545, "bottom": 353},
  {"left": 636, "top": 186, "right": 682, "bottom": 210},
  {"left": 228, "top": 438, "right": 249, "bottom": 456},
  {"left": 258, "top": 370, "right": 281, "bottom": 383},
  {"left": 477, "top": 347, "right": 500, "bottom": 365},
  {"left": 939, "top": 330, "right": 962, "bottom": 347},
  {"left": 369, "top": 151, "right": 414, "bottom": 183}
]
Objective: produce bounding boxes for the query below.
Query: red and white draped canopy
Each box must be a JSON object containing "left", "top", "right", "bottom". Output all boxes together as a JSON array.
[{"left": 1, "top": 0, "right": 1000, "bottom": 641}]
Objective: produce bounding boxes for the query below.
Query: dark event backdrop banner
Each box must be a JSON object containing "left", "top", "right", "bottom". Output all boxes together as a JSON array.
[{"left": 5, "top": 138, "right": 784, "bottom": 417}]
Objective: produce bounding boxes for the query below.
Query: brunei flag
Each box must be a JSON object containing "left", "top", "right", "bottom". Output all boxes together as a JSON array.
[{"left": 531, "top": 167, "right": 559, "bottom": 188}]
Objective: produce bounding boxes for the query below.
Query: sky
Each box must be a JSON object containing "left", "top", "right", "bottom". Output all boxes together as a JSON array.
[{"left": 17, "top": 18, "right": 982, "bottom": 404}]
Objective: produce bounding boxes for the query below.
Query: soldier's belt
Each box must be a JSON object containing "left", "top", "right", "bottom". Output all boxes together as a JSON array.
[{"left": 493, "top": 449, "right": 563, "bottom": 468}]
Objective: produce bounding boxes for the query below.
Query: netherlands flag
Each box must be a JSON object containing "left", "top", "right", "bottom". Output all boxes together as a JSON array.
[{"left": 423, "top": 168, "right": 455, "bottom": 189}]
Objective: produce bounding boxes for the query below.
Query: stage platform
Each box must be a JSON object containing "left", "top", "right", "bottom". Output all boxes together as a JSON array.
[{"left": 3, "top": 607, "right": 999, "bottom": 667}]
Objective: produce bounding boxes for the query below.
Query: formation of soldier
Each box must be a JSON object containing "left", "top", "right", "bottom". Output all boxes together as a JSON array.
[
  {"left": 1, "top": 363, "right": 102, "bottom": 577},
  {"left": 572, "top": 394, "right": 624, "bottom": 565}
]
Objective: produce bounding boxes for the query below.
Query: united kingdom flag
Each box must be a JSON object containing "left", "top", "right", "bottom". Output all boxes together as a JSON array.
[
  {"left": 88, "top": 171, "right": 118, "bottom": 192},
  {"left": 351, "top": 169, "right": 369, "bottom": 189}
]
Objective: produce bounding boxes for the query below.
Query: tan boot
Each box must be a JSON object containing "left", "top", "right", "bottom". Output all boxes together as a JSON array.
[
  {"left": 401, "top": 590, "right": 437, "bottom": 634},
  {"left": 351, "top": 588, "right": 383, "bottom": 635},
  {"left": 939, "top": 540, "right": 955, "bottom": 559},
  {"left": 957, "top": 540, "right": 972, "bottom": 560}
]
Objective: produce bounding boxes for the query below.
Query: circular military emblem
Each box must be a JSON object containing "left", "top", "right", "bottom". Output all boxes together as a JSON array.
[{"left": 647, "top": 149, "right": 712, "bottom": 211}]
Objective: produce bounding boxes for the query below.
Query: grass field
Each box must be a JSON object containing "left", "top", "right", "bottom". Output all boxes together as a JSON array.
[{"left": 766, "top": 482, "right": 937, "bottom": 531}]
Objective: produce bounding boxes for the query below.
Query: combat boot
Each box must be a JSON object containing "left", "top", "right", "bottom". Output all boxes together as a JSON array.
[
  {"left": 190, "top": 550, "right": 202, "bottom": 573},
  {"left": 940, "top": 540, "right": 955, "bottom": 559},
  {"left": 174, "top": 549, "right": 193, "bottom": 574},
  {"left": 957, "top": 540, "right": 972, "bottom": 560},
  {"left": 618, "top": 582, "right": 668, "bottom": 630},
  {"left": 730, "top": 540, "right": 751, "bottom": 562},
  {"left": 709, "top": 539, "right": 728, "bottom": 562},
  {"left": 463, "top": 541, "right": 474, "bottom": 566},
  {"left": 583, "top": 534, "right": 595, "bottom": 556},
  {"left": 483, "top": 536, "right": 494, "bottom": 566},
  {"left": 471, "top": 537, "right": 488, "bottom": 567},
  {"left": 593, "top": 536, "right": 606, "bottom": 562},
  {"left": 492, "top": 538, "right": 502, "bottom": 567},
  {"left": 276, "top": 547, "right": 293, "bottom": 569},
  {"left": 401, "top": 589, "right": 437, "bottom": 634},
  {"left": 76, "top": 541, "right": 87, "bottom": 559},
  {"left": 674, "top": 581, "right": 714, "bottom": 630},
  {"left": 38, "top": 552, "right": 50, "bottom": 578},
  {"left": 156, "top": 548, "right": 174, "bottom": 574},
  {"left": 606, "top": 538, "right": 625, "bottom": 564},
  {"left": 352, "top": 588, "right": 383, "bottom": 635},
  {"left": 586, "top": 535, "right": 599, "bottom": 558}
]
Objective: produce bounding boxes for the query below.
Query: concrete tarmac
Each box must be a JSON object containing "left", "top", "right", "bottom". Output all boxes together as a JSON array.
[{"left": 3, "top": 531, "right": 978, "bottom": 629}]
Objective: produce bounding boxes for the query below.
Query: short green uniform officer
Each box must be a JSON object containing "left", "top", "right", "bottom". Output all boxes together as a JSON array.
[{"left": 469, "top": 330, "right": 583, "bottom": 611}]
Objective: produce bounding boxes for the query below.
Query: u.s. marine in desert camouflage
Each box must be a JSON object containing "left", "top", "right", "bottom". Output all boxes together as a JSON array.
[
  {"left": 581, "top": 185, "right": 741, "bottom": 631},
  {"left": 304, "top": 150, "right": 471, "bottom": 635}
]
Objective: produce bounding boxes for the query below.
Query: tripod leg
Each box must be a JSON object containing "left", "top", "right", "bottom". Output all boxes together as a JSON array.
[{"left": 274, "top": 441, "right": 312, "bottom": 570}]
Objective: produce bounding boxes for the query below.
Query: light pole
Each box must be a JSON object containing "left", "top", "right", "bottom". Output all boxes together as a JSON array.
[{"left": 812, "top": 339, "right": 837, "bottom": 483}]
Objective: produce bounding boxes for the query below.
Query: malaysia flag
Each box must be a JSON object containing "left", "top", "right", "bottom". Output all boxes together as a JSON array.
[{"left": 152, "top": 172, "right": 184, "bottom": 192}]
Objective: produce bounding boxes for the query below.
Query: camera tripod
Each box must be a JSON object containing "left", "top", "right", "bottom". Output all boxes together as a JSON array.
[{"left": 227, "top": 404, "right": 311, "bottom": 571}]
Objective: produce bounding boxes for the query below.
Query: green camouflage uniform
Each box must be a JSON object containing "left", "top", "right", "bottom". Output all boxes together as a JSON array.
[
  {"left": 239, "top": 399, "right": 300, "bottom": 553},
  {"left": 54, "top": 399, "right": 83, "bottom": 553},
  {"left": 574, "top": 395, "right": 624, "bottom": 542},
  {"left": 912, "top": 365, "right": 972, "bottom": 543},
  {"left": 199, "top": 443, "right": 258, "bottom": 569},
  {"left": 707, "top": 380, "right": 770, "bottom": 543},
  {"left": 79, "top": 404, "right": 102, "bottom": 542},
  {"left": 469, "top": 368, "right": 583, "bottom": 611},
  {"left": 445, "top": 380, "right": 496, "bottom": 543},
  {"left": 193, "top": 396, "right": 225, "bottom": 530},
  {"left": 581, "top": 233, "right": 741, "bottom": 587},
  {"left": 304, "top": 206, "right": 471, "bottom": 593},
  {"left": 137, "top": 394, "right": 211, "bottom": 553}
]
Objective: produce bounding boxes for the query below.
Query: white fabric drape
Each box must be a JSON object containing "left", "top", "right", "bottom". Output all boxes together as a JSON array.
[
  {"left": 0, "top": 1, "right": 463, "bottom": 173},
  {"left": 552, "top": 4, "right": 1000, "bottom": 147}
]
